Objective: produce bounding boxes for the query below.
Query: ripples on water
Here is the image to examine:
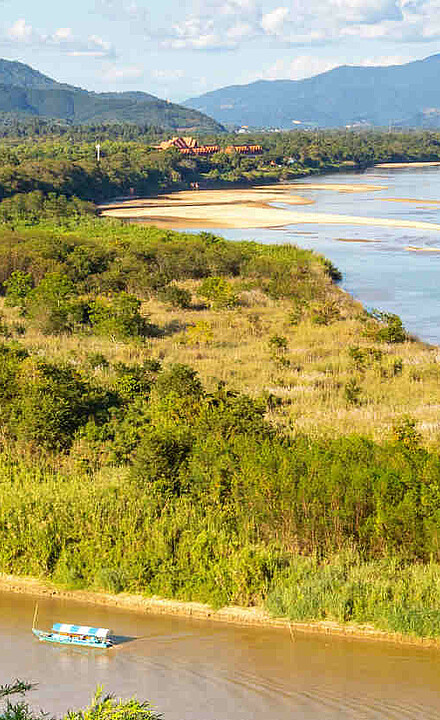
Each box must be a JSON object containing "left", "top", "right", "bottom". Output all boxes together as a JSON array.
[{"left": 2, "top": 591, "right": 440, "bottom": 720}]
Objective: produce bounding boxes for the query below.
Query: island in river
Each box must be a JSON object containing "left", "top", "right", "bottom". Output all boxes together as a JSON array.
[{"left": 99, "top": 183, "right": 440, "bottom": 232}]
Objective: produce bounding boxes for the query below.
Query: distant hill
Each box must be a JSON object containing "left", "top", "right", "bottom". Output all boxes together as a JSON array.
[
  {"left": 0, "top": 59, "right": 223, "bottom": 131},
  {"left": 184, "top": 54, "right": 440, "bottom": 129}
]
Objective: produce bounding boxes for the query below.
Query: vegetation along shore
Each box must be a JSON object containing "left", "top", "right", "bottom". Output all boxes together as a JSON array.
[
  {"left": 3, "top": 126, "right": 440, "bottom": 645},
  {"left": 1, "top": 680, "right": 162, "bottom": 720}
]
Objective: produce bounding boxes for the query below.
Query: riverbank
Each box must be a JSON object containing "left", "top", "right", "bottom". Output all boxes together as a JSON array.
[
  {"left": 376, "top": 161, "right": 440, "bottom": 168},
  {"left": 99, "top": 183, "right": 440, "bottom": 232},
  {"left": 3, "top": 572, "right": 440, "bottom": 649}
]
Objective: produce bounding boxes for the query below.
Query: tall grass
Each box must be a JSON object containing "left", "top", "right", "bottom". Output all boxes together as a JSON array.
[{"left": 266, "top": 550, "right": 440, "bottom": 637}]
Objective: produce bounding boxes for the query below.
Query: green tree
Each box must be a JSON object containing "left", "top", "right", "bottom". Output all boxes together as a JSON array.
[
  {"left": 158, "top": 284, "right": 192, "bottom": 309},
  {"left": 199, "top": 276, "right": 238, "bottom": 309},
  {"left": 4, "top": 271, "right": 33, "bottom": 310},
  {"left": 27, "top": 272, "right": 76, "bottom": 334},
  {"left": 89, "top": 292, "right": 151, "bottom": 340}
]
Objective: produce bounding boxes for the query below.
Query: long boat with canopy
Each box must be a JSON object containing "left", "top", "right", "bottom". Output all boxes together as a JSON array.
[{"left": 32, "top": 607, "right": 113, "bottom": 648}]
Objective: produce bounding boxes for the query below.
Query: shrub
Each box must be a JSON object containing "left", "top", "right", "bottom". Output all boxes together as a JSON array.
[
  {"left": 158, "top": 283, "right": 192, "bottom": 308},
  {"left": 268, "top": 334, "right": 290, "bottom": 368},
  {"left": 3, "top": 270, "right": 33, "bottom": 309},
  {"left": 89, "top": 292, "right": 152, "bottom": 340},
  {"left": 344, "top": 377, "right": 362, "bottom": 406},
  {"left": 391, "top": 416, "right": 421, "bottom": 450},
  {"left": 310, "top": 300, "right": 341, "bottom": 326},
  {"left": 199, "top": 276, "right": 238, "bottom": 309},
  {"left": 26, "top": 272, "right": 77, "bottom": 334},
  {"left": 369, "top": 311, "right": 407, "bottom": 344},
  {"left": 185, "top": 321, "right": 213, "bottom": 345},
  {"left": 155, "top": 363, "right": 203, "bottom": 399}
]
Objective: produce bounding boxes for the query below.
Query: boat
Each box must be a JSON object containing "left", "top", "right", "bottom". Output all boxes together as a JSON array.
[
  {"left": 32, "top": 605, "right": 113, "bottom": 648},
  {"left": 32, "top": 623, "right": 113, "bottom": 648}
]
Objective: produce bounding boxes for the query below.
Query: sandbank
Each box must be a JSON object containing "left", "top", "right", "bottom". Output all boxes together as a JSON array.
[
  {"left": 100, "top": 184, "right": 440, "bottom": 232},
  {"left": 1, "top": 572, "right": 439, "bottom": 648},
  {"left": 99, "top": 186, "right": 314, "bottom": 211},
  {"left": 101, "top": 193, "right": 440, "bottom": 232},
  {"left": 375, "top": 162, "right": 440, "bottom": 168},
  {"left": 406, "top": 246, "right": 440, "bottom": 253},
  {"left": 383, "top": 197, "right": 440, "bottom": 205}
]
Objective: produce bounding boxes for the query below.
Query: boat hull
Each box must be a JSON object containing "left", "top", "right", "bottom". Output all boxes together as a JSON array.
[{"left": 32, "top": 628, "right": 111, "bottom": 648}]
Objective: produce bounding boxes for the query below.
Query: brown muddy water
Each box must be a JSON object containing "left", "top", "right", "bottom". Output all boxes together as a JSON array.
[{"left": 2, "top": 591, "right": 440, "bottom": 719}]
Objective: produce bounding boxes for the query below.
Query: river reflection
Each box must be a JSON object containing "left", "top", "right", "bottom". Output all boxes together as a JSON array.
[{"left": 2, "top": 590, "right": 440, "bottom": 719}]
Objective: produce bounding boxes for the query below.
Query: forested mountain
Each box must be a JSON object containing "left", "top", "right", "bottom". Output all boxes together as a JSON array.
[
  {"left": 184, "top": 54, "right": 440, "bottom": 129},
  {"left": 0, "top": 59, "right": 223, "bottom": 131}
]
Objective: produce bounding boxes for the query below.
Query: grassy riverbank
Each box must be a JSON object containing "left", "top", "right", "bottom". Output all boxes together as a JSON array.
[
  {"left": 2, "top": 200, "right": 440, "bottom": 641},
  {"left": 3, "top": 570, "right": 440, "bottom": 648}
]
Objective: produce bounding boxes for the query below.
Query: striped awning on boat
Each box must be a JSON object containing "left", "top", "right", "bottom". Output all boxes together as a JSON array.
[{"left": 52, "top": 623, "right": 111, "bottom": 639}]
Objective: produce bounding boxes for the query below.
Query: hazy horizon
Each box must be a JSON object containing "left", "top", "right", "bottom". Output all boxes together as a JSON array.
[{"left": 0, "top": 0, "right": 439, "bottom": 102}]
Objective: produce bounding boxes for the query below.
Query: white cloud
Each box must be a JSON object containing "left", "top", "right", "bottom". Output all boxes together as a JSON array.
[
  {"left": 53, "top": 28, "right": 73, "bottom": 42},
  {"left": 242, "top": 52, "right": 414, "bottom": 85},
  {"left": 94, "top": 0, "right": 150, "bottom": 32},
  {"left": 247, "top": 56, "right": 339, "bottom": 82},
  {"left": 159, "top": 0, "right": 262, "bottom": 49},
  {"left": 8, "top": 18, "right": 34, "bottom": 42},
  {"left": 261, "top": 7, "right": 290, "bottom": 35},
  {"left": 151, "top": 68, "right": 185, "bottom": 81},
  {"left": 328, "top": 0, "right": 402, "bottom": 23},
  {"left": 359, "top": 53, "right": 409, "bottom": 63},
  {"left": 154, "top": 0, "right": 440, "bottom": 51},
  {"left": 100, "top": 62, "right": 144, "bottom": 81},
  {"left": 5, "top": 19, "right": 115, "bottom": 58}
]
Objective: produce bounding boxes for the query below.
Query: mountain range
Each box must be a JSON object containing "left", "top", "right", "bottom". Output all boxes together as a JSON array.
[
  {"left": 0, "top": 58, "right": 223, "bottom": 131},
  {"left": 184, "top": 54, "right": 440, "bottom": 129}
]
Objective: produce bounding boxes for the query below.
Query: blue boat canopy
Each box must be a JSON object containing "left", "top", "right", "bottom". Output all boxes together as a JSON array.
[{"left": 52, "top": 623, "right": 111, "bottom": 639}]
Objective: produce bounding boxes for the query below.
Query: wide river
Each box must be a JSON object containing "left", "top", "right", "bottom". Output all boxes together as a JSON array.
[
  {"left": 218, "top": 165, "right": 440, "bottom": 345},
  {"left": 3, "top": 589, "right": 440, "bottom": 719}
]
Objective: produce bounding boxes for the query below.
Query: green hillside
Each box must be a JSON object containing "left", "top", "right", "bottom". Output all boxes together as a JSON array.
[
  {"left": 0, "top": 59, "right": 223, "bottom": 131},
  {"left": 184, "top": 53, "right": 440, "bottom": 129}
]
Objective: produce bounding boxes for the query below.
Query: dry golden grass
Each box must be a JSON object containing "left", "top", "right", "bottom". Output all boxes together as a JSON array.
[{"left": 2, "top": 279, "right": 440, "bottom": 446}]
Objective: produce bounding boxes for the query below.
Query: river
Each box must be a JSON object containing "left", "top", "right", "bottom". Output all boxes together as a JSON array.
[
  {"left": 5, "top": 165, "right": 440, "bottom": 719},
  {"left": 2, "top": 589, "right": 440, "bottom": 719},
  {"left": 212, "top": 166, "right": 440, "bottom": 345}
]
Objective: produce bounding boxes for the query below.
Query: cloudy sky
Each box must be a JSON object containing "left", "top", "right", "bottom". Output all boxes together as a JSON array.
[{"left": 1, "top": 0, "right": 439, "bottom": 101}]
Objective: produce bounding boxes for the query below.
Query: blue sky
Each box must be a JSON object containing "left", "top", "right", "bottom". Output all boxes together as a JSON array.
[{"left": 1, "top": 0, "right": 439, "bottom": 101}]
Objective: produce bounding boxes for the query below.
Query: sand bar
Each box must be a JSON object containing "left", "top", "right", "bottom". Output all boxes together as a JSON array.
[
  {"left": 383, "top": 197, "right": 440, "bottom": 205},
  {"left": 406, "top": 246, "right": 440, "bottom": 252},
  {"left": 2, "top": 572, "right": 439, "bottom": 648},
  {"left": 376, "top": 162, "right": 440, "bottom": 168},
  {"left": 99, "top": 186, "right": 314, "bottom": 211},
  {"left": 102, "top": 191, "right": 440, "bottom": 232}
]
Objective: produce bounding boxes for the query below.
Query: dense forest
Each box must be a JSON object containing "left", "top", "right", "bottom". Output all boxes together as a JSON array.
[
  {"left": 2, "top": 126, "right": 440, "bottom": 639},
  {"left": 0, "top": 126, "right": 439, "bottom": 202}
]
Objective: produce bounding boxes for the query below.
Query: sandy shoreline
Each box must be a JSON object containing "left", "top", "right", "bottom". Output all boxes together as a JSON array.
[
  {"left": 2, "top": 573, "right": 440, "bottom": 648},
  {"left": 100, "top": 185, "right": 440, "bottom": 232},
  {"left": 376, "top": 161, "right": 440, "bottom": 168}
]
